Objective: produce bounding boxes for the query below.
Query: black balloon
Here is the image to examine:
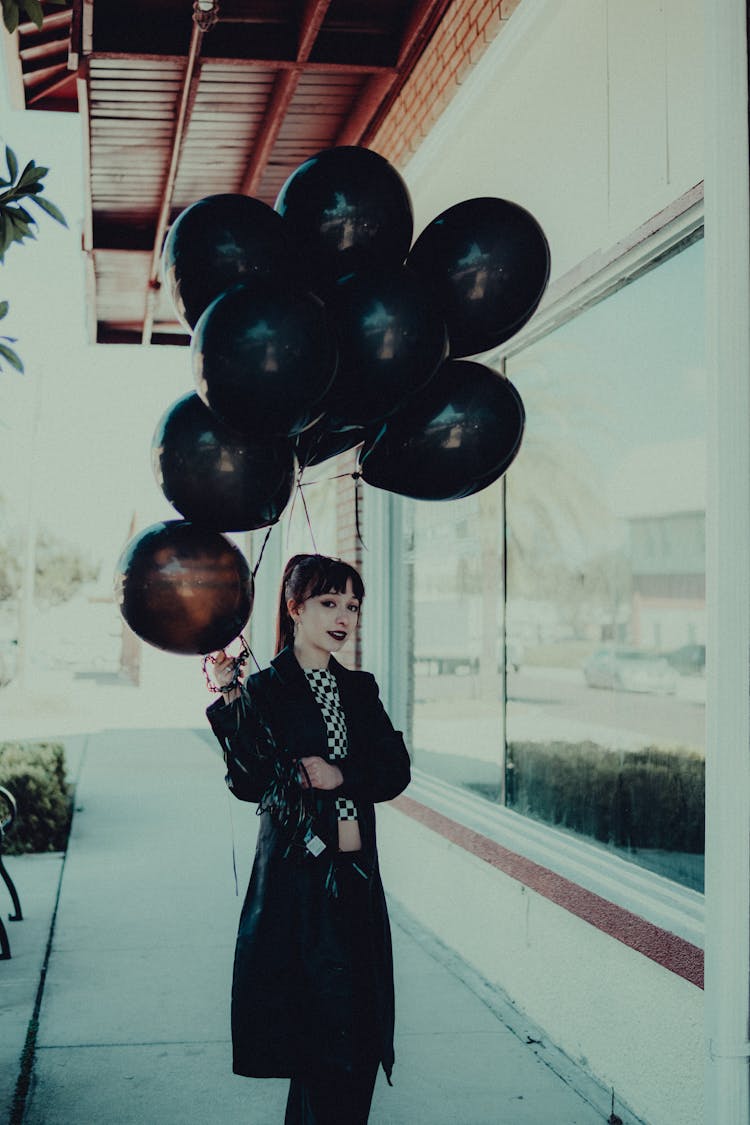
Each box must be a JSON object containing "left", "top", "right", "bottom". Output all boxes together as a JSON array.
[
  {"left": 359, "top": 359, "right": 525, "bottom": 501},
  {"left": 294, "top": 416, "right": 366, "bottom": 470},
  {"left": 192, "top": 285, "right": 337, "bottom": 438},
  {"left": 275, "top": 147, "right": 413, "bottom": 287},
  {"left": 114, "top": 521, "right": 253, "bottom": 655},
  {"left": 407, "top": 197, "right": 550, "bottom": 358},
  {"left": 152, "top": 392, "right": 295, "bottom": 531},
  {"left": 320, "top": 268, "right": 448, "bottom": 427},
  {"left": 162, "top": 194, "right": 297, "bottom": 330}
]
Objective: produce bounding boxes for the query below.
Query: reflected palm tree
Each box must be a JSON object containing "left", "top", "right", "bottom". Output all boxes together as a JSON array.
[{"left": 504, "top": 340, "right": 620, "bottom": 597}]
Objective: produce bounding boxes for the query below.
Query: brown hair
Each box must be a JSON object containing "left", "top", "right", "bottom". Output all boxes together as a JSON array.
[{"left": 275, "top": 553, "right": 365, "bottom": 655}]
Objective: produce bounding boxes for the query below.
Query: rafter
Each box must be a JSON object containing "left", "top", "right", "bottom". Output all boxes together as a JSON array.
[
  {"left": 239, "top": 0, "right": 333, "bottom": 199},
  {"left": 297, "top": 0, "right": 333, "bottom": 63},
  {"left": 240, "top": 68, "right": 299, "bottom": 196}
]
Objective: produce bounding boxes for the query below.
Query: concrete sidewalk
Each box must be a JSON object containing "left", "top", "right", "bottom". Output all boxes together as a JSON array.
[{"left": 2, "top": 726, "right": 633, "bottom": 1125}]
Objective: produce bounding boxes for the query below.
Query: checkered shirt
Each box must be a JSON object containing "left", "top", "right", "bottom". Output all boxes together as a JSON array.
[{"left": 304, "top": 668, "right": 358, "bottom": 822}]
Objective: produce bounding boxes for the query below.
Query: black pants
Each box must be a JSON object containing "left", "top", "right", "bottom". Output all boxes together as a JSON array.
[
  {"left": 284, "top": 1057, "right": 379, "bottom": 1125},
  {"left": 284, "top": 854, "right": 380, "bottom": 1125}
]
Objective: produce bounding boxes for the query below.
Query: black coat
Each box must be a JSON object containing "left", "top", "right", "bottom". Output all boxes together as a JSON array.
[{"left": 207, "top": 645, "right": 411, "bottom": 1082}]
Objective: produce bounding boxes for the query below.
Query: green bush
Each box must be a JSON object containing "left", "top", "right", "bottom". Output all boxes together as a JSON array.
[
  {"left": 506, "top": 740, "right": 704, "bottom": 853},
  {"left": 0, "top": 741, "right": 71, "bottom": 854}
]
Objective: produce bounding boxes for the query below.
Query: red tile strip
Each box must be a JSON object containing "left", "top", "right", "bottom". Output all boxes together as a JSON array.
[{"left": 390, "top": 794, "right": 704, "bottom": 989}]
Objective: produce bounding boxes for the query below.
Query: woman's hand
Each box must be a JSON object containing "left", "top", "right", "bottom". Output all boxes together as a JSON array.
[
  {"left": 211, "top": 650, "right": 244, "bottom": 704},
  {"left": 298, "top": 756, "right": 343, "bottom": 791}
]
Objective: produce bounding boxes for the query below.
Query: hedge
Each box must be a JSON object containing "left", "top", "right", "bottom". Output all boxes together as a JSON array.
[
  {"left": 0, "top": 741, "right": 71, "bottom": 854},
  {"left": 505, "top": 739, "right": 704, "bottom": 854}
]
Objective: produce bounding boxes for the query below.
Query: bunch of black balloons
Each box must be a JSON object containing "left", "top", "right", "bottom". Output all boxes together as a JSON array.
[{"left": 115, "top": 145, "right": 549, "bottom": 654}]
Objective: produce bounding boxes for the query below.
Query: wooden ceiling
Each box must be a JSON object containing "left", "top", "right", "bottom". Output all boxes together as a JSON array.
[{"left": 8, "top": 0, "right": 454, "bottom": 345}]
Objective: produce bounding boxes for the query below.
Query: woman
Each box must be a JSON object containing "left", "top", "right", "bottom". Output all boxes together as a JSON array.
[{"left": 206, "top": 553, "right": 411, "bottom": 1124}]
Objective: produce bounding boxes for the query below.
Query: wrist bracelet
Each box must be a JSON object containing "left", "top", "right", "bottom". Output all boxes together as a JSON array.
[{"left": 202, "top": 636, "right": 250, "bottom": 694}]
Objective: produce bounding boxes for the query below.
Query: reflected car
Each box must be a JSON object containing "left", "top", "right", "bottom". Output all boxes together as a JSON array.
[
  {"left": 664, "top": 643, "right": 705, "bottom": 676},
  {"left": 583, "top": 648, "right": 678, "bottom": 694}
]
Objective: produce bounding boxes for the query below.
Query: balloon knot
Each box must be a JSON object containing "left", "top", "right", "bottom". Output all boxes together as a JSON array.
[{"left": 351, "top": 471, "right": 362, "bottom": 481}]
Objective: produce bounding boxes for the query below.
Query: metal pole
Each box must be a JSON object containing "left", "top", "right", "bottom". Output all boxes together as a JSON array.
[
  {"left": 704, "top": 0, "right": 750, "bottom": 1120},
  {"left": 141, "top": 16, "right": 203, "bottom": 345}
]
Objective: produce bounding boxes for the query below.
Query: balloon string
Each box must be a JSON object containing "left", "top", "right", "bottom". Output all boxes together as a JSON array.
[
  {"left": 252, "top": 525, "right": 274, "bottom": 579},
  {"left": 285, "top": 474, "right": 303, "bottom": 553},
  {"left": 356, "top": 422, "right": 386, "bottom": 470},
  {"left": 297, "top": 479, "right": 318, "bottom": 554},
  {"left": 353, "top": 468, "right": 366, "bottom": 551}
]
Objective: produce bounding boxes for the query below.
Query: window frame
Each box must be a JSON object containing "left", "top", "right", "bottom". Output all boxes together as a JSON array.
[{"left": 377, "top": 185, "right": 706, "bottom": 947}]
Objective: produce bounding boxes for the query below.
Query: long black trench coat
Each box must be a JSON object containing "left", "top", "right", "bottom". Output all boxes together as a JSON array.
[{"left": 207, "top": 645, "right": 411, "bottom": 1083}]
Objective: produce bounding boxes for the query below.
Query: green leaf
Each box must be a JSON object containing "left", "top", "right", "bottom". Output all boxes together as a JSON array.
[
  {"left": 32, "top": 194, "right": 67, "bottom": 227},
  {"left": 0, "top": 343, "right": 24, "bottom": 374},
  {"left": 5, "top": 147, "right": 17, "bottom": 183},
  {"left": 6, "top": 206, "right": 35, "bottom": 237},
  {"left": 21, "top": 0, "right": 43, "bottom": 29},
  {"left": 2, "top": 2, "right": 20, "bottom": 35},
  {"left": 0, "top": 213, "right": 10, "bottom": 259},
  {"left": 17, "top": 162, "right": 47, "bottom": 189},
  {"left": 0, "top": 301, "right": 9, "bottom": 321}
]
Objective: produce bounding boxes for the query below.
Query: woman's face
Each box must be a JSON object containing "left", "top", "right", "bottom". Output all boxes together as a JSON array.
[{"left": 290, "top": 578, "right": 361, "bottom": 662}]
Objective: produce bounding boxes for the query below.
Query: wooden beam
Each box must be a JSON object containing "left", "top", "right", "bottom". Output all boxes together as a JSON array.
[
  {"left": 89, "top": 51, "right": 394, "bottom": 75},
  {"left": 17, "top": 9, "right": 72, "bottom": 34},
  {"left": 77, "top": 72, "right": 94, "bottom": 253},
  {"left": 336, "top": 71, "right": 397, "bottom": 146},
  {"left": 395, "top": 0, "right": 452, "bottom": 68},
  {"left": 240, "top": 68, "right": 299, "bottom": 196},
  {"left": 77, "top": 70, "right": 98, "bottom": 345},
  {"left": 297, "top": 0, "right": 333, "bottom": 63},
  {"left": 360, "top": 0, "right": 453, "bottom": 145},
  {"left": 19, "top": 38, "right": 70, "bottom": 64},
  {"left": 26, "top": 67, "right": 79, "bottom": 106},
  {"left": 69, "top": 0, "right": 82, "bottom": 69},
  {"left": 82, "top": 0, "right": 93, "bottom": 54},
  {"left": 23, "top": 63, "right": 68, "bottom": 90}
]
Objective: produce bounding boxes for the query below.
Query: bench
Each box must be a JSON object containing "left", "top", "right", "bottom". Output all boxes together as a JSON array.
[{"left": 0, "top": 786, "right": 23, "bottom": 959}]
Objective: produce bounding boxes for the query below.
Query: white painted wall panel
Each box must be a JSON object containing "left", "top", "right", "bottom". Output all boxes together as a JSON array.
[
  {"left": 607, "top": 0, "right": 670, "bottom": 228},
  {"left": 403, "top": 0, "right": 703, "bottom": 281},
  {"left": 378, "top": 805, "right": 704, "bottom": 1125}
]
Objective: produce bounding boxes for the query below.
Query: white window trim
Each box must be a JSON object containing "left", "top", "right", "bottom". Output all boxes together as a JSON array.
[
  {"left": 408, "top": 768, "right": 704, "bottom": 948},
  {"left": 376, "top": 191, "right": 707, "bottom": 948}
]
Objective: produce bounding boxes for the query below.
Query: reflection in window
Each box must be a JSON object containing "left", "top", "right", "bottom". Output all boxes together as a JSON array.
[
  {"left": 405, "top": 235, "right": 705, "bottom": 893},
  {"left": 405, "top": 483, "right": 504, "bottom": 798},
  {"left": 505, "top": 235, "right": 705, "bottom": 891}
]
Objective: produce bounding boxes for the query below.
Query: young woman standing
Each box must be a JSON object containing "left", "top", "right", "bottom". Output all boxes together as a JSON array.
[{"left": 207, "top": 553, "right": 411, "bottom": 1124}]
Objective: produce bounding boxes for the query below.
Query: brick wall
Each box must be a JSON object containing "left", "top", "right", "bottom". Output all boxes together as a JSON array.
[{"left": 369, "top": 0, "right": 521, "bottom": 169}]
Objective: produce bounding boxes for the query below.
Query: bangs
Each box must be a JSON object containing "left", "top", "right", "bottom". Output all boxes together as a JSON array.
[{"left": 301, "top": 559, "right": 365, "bottom": 604}]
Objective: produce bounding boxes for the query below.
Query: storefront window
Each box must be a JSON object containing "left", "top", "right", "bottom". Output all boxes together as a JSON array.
[{"left": 407, "top": 233, "right": 706, "bottom": 892}]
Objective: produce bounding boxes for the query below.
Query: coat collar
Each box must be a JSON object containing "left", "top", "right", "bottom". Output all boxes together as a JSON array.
[{"left": 270, "top": 645, "right": 350, "bottom": 691}]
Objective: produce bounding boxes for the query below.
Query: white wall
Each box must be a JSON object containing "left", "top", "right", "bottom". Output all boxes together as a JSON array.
[
  {"left": 380, "top": 2, "right": 706, "bottom": 1123},
  {"left": 404, "top": 0, "right": 703, "bottom": 282}
]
